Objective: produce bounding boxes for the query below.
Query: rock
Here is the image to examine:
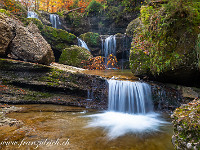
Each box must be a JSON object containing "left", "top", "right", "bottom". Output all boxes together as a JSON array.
[
  {"left": 126, "top": 18, "right": 142, "bottom": 37},
  {"left": 40, "top": 25, "right": 77, "bottom": 61},
  {"left": 59, "top": 45, "right": 93, "bottom": 68},
  {"left": 0, "top": 13, "right": 13, "bottom": 56},
  {"left": 171, "top": 99, "right": 200, "bottom": 150},
  {"left": 79, "top": 32, "right": 101, "bottom": 56},
  {"left": 129, "top": 1, "right": 200, "bottom": 86},
  {"left": 114, "top": 33, "right": 131, "bottom": 60},
  {"left": 9, "top": 22, "right": 55, "bottom": 65}
]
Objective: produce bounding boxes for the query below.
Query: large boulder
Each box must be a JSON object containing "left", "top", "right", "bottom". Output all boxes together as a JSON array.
[
  {"left": 0, "top": 11, "right": 55, "bottom": 65},
  {"left": 129, "top": 0, "right": 200, "bottom": 86},
  {"left": 0, "top": 14, "right": 13, "bottom": 56},
  {"left": 24, "top": 17, "right": 77, "bottom": 62},
  {"left": 9, "top": 22, "right": 55, "bottom": 65},
  {"left": 59, "top": 45, "right": 93, "bottom": 68}
]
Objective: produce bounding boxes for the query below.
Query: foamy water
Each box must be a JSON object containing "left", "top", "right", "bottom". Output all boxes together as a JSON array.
[{"left": 86, "top": 111, "right": 168, "bottom": 139}]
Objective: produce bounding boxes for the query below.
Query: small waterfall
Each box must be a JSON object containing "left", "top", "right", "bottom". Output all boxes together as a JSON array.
[
  {"left": 102, "top": 35, "right": 116, "bottom": 58},
  {"left": 49, "top": 14, "right": 61, "bottom": 29},
  {"left": 87, "top": 79, "right": 167, "bottom": 139},
  {"left": 77, "top": 38, "right": 90, "bottom": 51},
  {"left": 27, "top": 11, "right": 38, "bottom": 19},
  {"left": 108, "top": 80, "right": 153, "bottom": 114}
]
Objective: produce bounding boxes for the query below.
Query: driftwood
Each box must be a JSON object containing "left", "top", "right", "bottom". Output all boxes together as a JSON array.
[{"left": 64, "top": 7, "right": 83, "bottom": 15}]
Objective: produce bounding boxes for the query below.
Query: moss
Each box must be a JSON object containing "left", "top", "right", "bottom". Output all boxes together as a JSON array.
[
  {"left": 25, "top": 18, "right": 43, "bottom": 30},
  {"left": 79, "top": 32, "right": 101, "bottom": 47},
  {"left": 0, "top": 9, "right": 11, "bottom": 16},
  {"left": 59, "top": 45, "right": 93, "bottom": 68},
  {"left": 171, "top": 99, "right": 200, "bottom": 149},
  {"left": 129, "top": 0, "right": 200, "bottom": 76},
  {"left": 41, "top": 26, "right": 76, "bottom": 51}
]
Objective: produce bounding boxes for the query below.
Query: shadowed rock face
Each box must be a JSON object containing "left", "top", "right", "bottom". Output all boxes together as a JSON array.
[
  {"left": 0, "top": 17, "right": 13, "bottom": 56},
  {"left": 0, "top": 12, "right": 55, "bottom": 65}
]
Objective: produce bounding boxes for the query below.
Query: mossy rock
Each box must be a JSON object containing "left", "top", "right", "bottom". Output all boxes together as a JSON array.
[
  {"left": 126, "top": 18, "right": 142, "bottom": 37},
  {"left": 171, "top": 99, "right": 200, "bottom": 149},
  {"left": 59, "top": 45, "right": 93, "bottom": 68},
  {"left": 28, "top": 20, "right": 77, "bottom": 61},
  {"left": 25, "top": 18, "right": 43, "bottom": 30},
  {"left": 79, "top": 32, "right": 101, "bottom": 47},
  {"left": 64, "top": 12, "right": 90, "bottom": 35},
  {"left": 129, "top": 0, "right": 200, "bottom": 84}
]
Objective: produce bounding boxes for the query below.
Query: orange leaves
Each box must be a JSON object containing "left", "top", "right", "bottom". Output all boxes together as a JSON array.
[
  {"left": 3, "top": 0, "right": 20, "bottom": 14},
  {"left": 107, "top": 54, "right": 118, "bottom": 69},
  {"left": 81, "top": 54, "right": 118, "bottom": 70},
  {"left": 38, "top": 0, "right": 104, "bottom": 13},
  {"left": 81, "top": 56, "right": 106, "bottom": 70}
]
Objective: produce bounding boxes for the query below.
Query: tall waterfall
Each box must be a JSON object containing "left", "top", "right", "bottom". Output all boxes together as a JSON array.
[
  {"left": 49, "top": 14, "right": 61, "bottom": 29},
  {"left": 27, "top": 11, "right": 38, "bottom": 19},
  {"left": 102, "top": 35, "right": 116, "bottom": 58},
  {"left": 77, "top": 38, "right": 90, "bottom": 51},
  {"left": 108, "top": 80, "right": 153, "bottom": 114}
]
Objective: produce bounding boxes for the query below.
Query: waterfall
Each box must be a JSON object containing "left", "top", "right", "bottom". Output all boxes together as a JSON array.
[
  {"left": 86, "top": 79, "right": 167, "bottom": 139},
  {"left": 27, "top": 11, "right": 38, "bottom": 19},
  {"left": 77, "top": 38, "right": 90, "bottom": 51},
  {"left": 108, "top": 80, "right": 153, "bottom": 114},
  {"left": 49, "top": 14, "right": 61, "bottom": 29},
  {"left": 102, "top": 35, "right": 116, "bottom": 58}
]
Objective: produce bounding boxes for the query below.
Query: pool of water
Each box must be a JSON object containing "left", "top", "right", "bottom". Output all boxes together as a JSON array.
[{"left": 2, "top": 104, "right": 174, "bottom": 150}]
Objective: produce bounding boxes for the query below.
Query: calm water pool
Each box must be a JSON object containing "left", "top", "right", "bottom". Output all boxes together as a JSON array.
[{"left": 2, "top": 104, "right": 174, "bottom": 150}]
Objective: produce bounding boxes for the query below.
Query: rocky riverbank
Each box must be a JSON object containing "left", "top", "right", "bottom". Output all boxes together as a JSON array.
[{"left": 0, "top": 104, "right": 22, "bottom": 127}]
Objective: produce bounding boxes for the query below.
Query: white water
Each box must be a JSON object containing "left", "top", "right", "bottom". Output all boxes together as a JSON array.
[
  {"left": 108, "top": 80, "right": 153, "bottom": 114},
  {"left": 77, "top": 38, "right": 90, "bottom": 51},
  {"left": 50, "top": 14, "right": 61, "bottom": 29},
  {"left": 27, "top": 11, "right": 38, "bottom": 19},
  {"left": 86, "top": 80, "right": 168, "bottom": 139},
  {"left": 102, "top": 35, "right": 116, "bottom": 58}
]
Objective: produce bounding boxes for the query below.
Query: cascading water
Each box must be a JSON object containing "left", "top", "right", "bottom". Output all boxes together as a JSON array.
[
  {"left": 27, "top": 11, "right": 38, "bottom": 19},
  {"left": 77, "top": 38, "right": 90, "bottom": 51},
  {"left": 102, "top": 35, "right": 116, "bottom": 58},
  {"left": 108, "top": 80, "right": 153, "bottom": 114},
  {"left": 49, "top": 14, "right": 61, "bottom": 29},
  {"left": 86, "top": 80, "right": 168, "bottom": 139}
]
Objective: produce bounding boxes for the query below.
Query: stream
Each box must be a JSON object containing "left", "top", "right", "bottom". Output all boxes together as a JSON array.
[{"left": 2, "top": 104, "right": 174, "bottom": 150}]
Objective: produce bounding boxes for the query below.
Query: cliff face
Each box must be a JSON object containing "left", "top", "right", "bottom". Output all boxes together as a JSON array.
[{"left": 171, "top": 99, "right": 200, "bottom": 150}]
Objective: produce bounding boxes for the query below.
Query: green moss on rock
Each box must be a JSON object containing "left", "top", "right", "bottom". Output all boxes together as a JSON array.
[
  {"left": 126, "top": 18, "right": 142, "bottom": 37},
  {"left": 59, "top": 45, "right": 93, "bottom": 68},
  {"left": 129, "top": 0, "right": 200, "bottom": 78},
  {"left": 79, "top": 32, "right": 101, "bottom": 47},
  {"left": 171, "top": 99, "right": 200, "bottom": 149},
  {"left": 0, "top": 9, "right": 11, "bottom": 16},
  {"left": 27, "top": 19, "right": 77, "bottom": 61}
]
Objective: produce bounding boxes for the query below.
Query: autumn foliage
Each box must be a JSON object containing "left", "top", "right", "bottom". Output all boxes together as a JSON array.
[
  {"left": 81, "top": 54, "right": 118, "bottom": 70},
  {"left": 2, "top": 0, "right": 20, "bottom": 14},
  {"left": 38, "top": 0, "right": 104, "bottom": 13}
]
